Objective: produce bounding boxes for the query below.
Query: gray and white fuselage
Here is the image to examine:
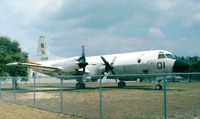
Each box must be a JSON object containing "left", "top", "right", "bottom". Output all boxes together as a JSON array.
[
  {"left": 37, "top": 50, "right": 177, "bottom": 78},
  {"left": 8, "top": 36, "right": 190, "bottom": 89}
]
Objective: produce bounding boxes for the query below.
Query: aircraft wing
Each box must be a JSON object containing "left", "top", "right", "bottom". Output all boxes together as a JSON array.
[{"left": 7, "top": 62, "right": 62, "bottom": 72}]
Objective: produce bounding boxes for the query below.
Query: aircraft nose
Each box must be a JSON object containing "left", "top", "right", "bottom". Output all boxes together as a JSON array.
[{"left": 173, "top": 60, "right": 190, "bottom": 72}]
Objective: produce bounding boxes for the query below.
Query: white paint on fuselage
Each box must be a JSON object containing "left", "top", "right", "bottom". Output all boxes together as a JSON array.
[
  {"left": 86, "top": 50, "right": 175, "bottom": 76},
  {"left": 33, "top": 50, "right": 176, "bottom": 80}
]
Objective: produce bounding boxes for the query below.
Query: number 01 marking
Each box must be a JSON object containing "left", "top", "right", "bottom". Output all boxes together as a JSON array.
[{"left": 157, "top": 62, "right": 165, "bottom": 69}]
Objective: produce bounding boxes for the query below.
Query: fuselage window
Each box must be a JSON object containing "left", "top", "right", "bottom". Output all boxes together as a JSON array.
[{"left": 158, "top": 54, "right": 166, "bottom": 59}]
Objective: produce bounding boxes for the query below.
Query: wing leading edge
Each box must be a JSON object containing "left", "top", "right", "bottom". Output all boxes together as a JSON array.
[{"left": 7, "top": 62, "right": 62, "bottom": 72}]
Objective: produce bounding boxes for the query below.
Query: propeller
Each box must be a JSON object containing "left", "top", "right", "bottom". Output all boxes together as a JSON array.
[
  {"left": 101, "top": 56, "right": 117, "bottom": 75},
  {"left": 78, "top": 46, "right": 88, "bottom": 73}
]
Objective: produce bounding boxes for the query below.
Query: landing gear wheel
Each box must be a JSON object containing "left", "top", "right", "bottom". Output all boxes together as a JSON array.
[
  {"left": 155, "top": 84, "right": 162, "bottom": 90},
  {"left": 75, "top": 83, "right": 81, "bottom": 89},
  {"left": 75, "top": 83, "right": 86, "bottom": 89},
  {"left": 81, "top": 83, "right": 86, "bottom": 89},
  {"left": 118, "top": 82, "right": 126, "bottom": 88}
]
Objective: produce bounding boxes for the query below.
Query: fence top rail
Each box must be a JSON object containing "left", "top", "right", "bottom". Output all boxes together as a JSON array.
[{"left": 0, "top": 72, "right": 200, "bottom": 79}]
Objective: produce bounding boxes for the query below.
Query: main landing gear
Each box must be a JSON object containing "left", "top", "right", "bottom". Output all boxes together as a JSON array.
[
  {"left": 155, "top": 84, "right": 162, "bottom": 90},
  {"left": 118, "top": 81, "right": 126, "bottom": 88},
  {"left": 75, "top": 82, "right": 86, "bottom": 89},
  {"left": 155, "top": 80, "right": 163, "bottom": 90}
]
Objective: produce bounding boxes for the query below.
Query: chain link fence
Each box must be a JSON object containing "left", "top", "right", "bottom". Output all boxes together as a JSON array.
[{"left": 0, "top": 73, "right": 200, "bottom": 119}]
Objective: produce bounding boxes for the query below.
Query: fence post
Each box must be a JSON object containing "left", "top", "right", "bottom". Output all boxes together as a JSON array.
[
  {"left": 60, "top": 78, "right": 63, "bottom": 115},
  {"left": 13, "top": 78, "right": 16, "bottom": 104},
  {"left": 99, "top": 74, "right": 108, "bottom": 119},
  {"left": 163, "top": 75, "right": 167, "bottom": 119},
  {"left": 99, "top": 77, "right": 102, "bottom": 119},
  {"left": 33, "top": 73, "right": 36, "bottom": 108},
  {"left": 0, "top": 78, "right": 2, "bottom": 102}
]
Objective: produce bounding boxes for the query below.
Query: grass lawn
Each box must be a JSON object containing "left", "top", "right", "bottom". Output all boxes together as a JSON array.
[{"left": 0, "top": 81, "right": 200, "bottom": 119}]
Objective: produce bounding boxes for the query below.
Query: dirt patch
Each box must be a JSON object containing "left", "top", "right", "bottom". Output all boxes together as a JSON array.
[
  {"left": 0, "top": 102, "right": 82, "bottom": 119},
  {"left": 18, "top": 92, "right": 58, "bottom": 100},
  {"left": 1, "top": 82, "right": 200, "bottom": 118}
]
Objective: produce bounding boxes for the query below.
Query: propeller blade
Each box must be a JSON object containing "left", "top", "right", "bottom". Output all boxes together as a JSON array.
[
  {"left": 101, "top": 56, "right": 109, "bottom": 66},
  {"left": 78, "top": 46, "right": 88, "bottom": 73},
  {"left": 100, "top": 56, "right": 117, "bottom": 74},
  {"left": 83, "top": 67, "right": 85, "bottom": 73},
  {"left": 110, "top": 56, "right": 117, "bottom": 66},
  {"left": 81, "top": 46, "right": 85, "bottom": 60},
  {"left": 111, "top": 70, "right": 115, "bottom": 75}
]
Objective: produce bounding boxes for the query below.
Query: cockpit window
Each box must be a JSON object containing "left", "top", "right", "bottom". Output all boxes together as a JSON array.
[
  {"left": 165, "top": 54, "right": 176, "bottom": 59},
  {"left": 158, "top": 53, "right": 166, "bottom": 59}
]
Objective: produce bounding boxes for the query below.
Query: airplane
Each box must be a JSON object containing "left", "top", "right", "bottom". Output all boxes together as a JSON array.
[{"left": 7, "top": 36, "right": 190, "bottom": 90}]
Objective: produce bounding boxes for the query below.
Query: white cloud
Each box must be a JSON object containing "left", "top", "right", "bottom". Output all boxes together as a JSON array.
[
  {"left": 152, "top": 0, "right": 178, "bottom": 11},
  {"left": 192, "top": 13, "right": 200, "bottom": 21},
  {"left": 0, "top": 0, "right": 200, "bottom": 58},
  {"left": 184, "top": 12, "right": 200, "bottom": 27},
  {"left": 148, "top": 27, "right": 165, "bottom": 39}
]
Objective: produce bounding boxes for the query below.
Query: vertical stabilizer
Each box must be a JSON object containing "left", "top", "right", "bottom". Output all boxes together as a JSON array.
[{"left": 38, "top": 36, "right": 63, "bottom": 61}]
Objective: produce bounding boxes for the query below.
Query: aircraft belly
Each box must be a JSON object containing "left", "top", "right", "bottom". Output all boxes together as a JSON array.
[
  {"left": 31, "top": 68, "right": 57, "bottom": 76},
  {"left": 118, "top": 75, "right": 156, "bottom": 81}
]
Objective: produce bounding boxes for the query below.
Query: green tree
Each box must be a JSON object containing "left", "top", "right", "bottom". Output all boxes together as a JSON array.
[
  {"left": 177, "top": 56, "right": 200, "bottom": 81},
  {"left": 184, "top": 56, "right": 200, "bottom": 72},
  {"left": 0, "top": 36, "right": 28, "bottom": 76}
]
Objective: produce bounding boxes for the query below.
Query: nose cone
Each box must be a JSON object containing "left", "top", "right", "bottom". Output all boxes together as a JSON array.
[{"left": 173, "top": 60, "right": 190, "bottom": 72}]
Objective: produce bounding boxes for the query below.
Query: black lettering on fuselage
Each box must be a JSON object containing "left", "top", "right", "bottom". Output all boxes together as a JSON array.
[
  {"left": 41, "top": 57, "right": 48, "bottom": 61},
  {"left": 157, "top": 62, "right": 165, "bottom": 69}
]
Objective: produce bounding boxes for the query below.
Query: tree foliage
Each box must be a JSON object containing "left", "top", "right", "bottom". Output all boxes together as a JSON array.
[
  {"left": 176, "top": 56, "right": 200, "bottom": 72},
  {"left": 0, "top": 36, "right": 28, "bottom": 76},
  {"left": 176, "top": 55, "right": 200, "bottom": 81}
]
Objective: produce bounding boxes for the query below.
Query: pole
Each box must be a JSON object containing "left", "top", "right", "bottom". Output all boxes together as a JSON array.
[
  {"left": 33, "top": 73, "right": 36, "bottom": 108},
  {"left": 13, "top": 78, "right": 16, "bottom": 104},
  {"left": 163, "top": 75, "right": 167, "bottom": 119},
  {"left": 99, "top": 77, "right": 102, "bottom": 119},
  {"left": 99, "top": 73, "right": 108, "bottom": 119},
  {"left": 60, "top": 78, "right": 63, "bottom": 115},
  {"left": 0, "top": 78, "right": 2, "bottom": 102}
]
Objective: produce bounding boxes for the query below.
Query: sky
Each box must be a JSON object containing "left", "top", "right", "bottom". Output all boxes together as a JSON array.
[{"left": 0, "top": 0, "right": 200, "bottom": 60}]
